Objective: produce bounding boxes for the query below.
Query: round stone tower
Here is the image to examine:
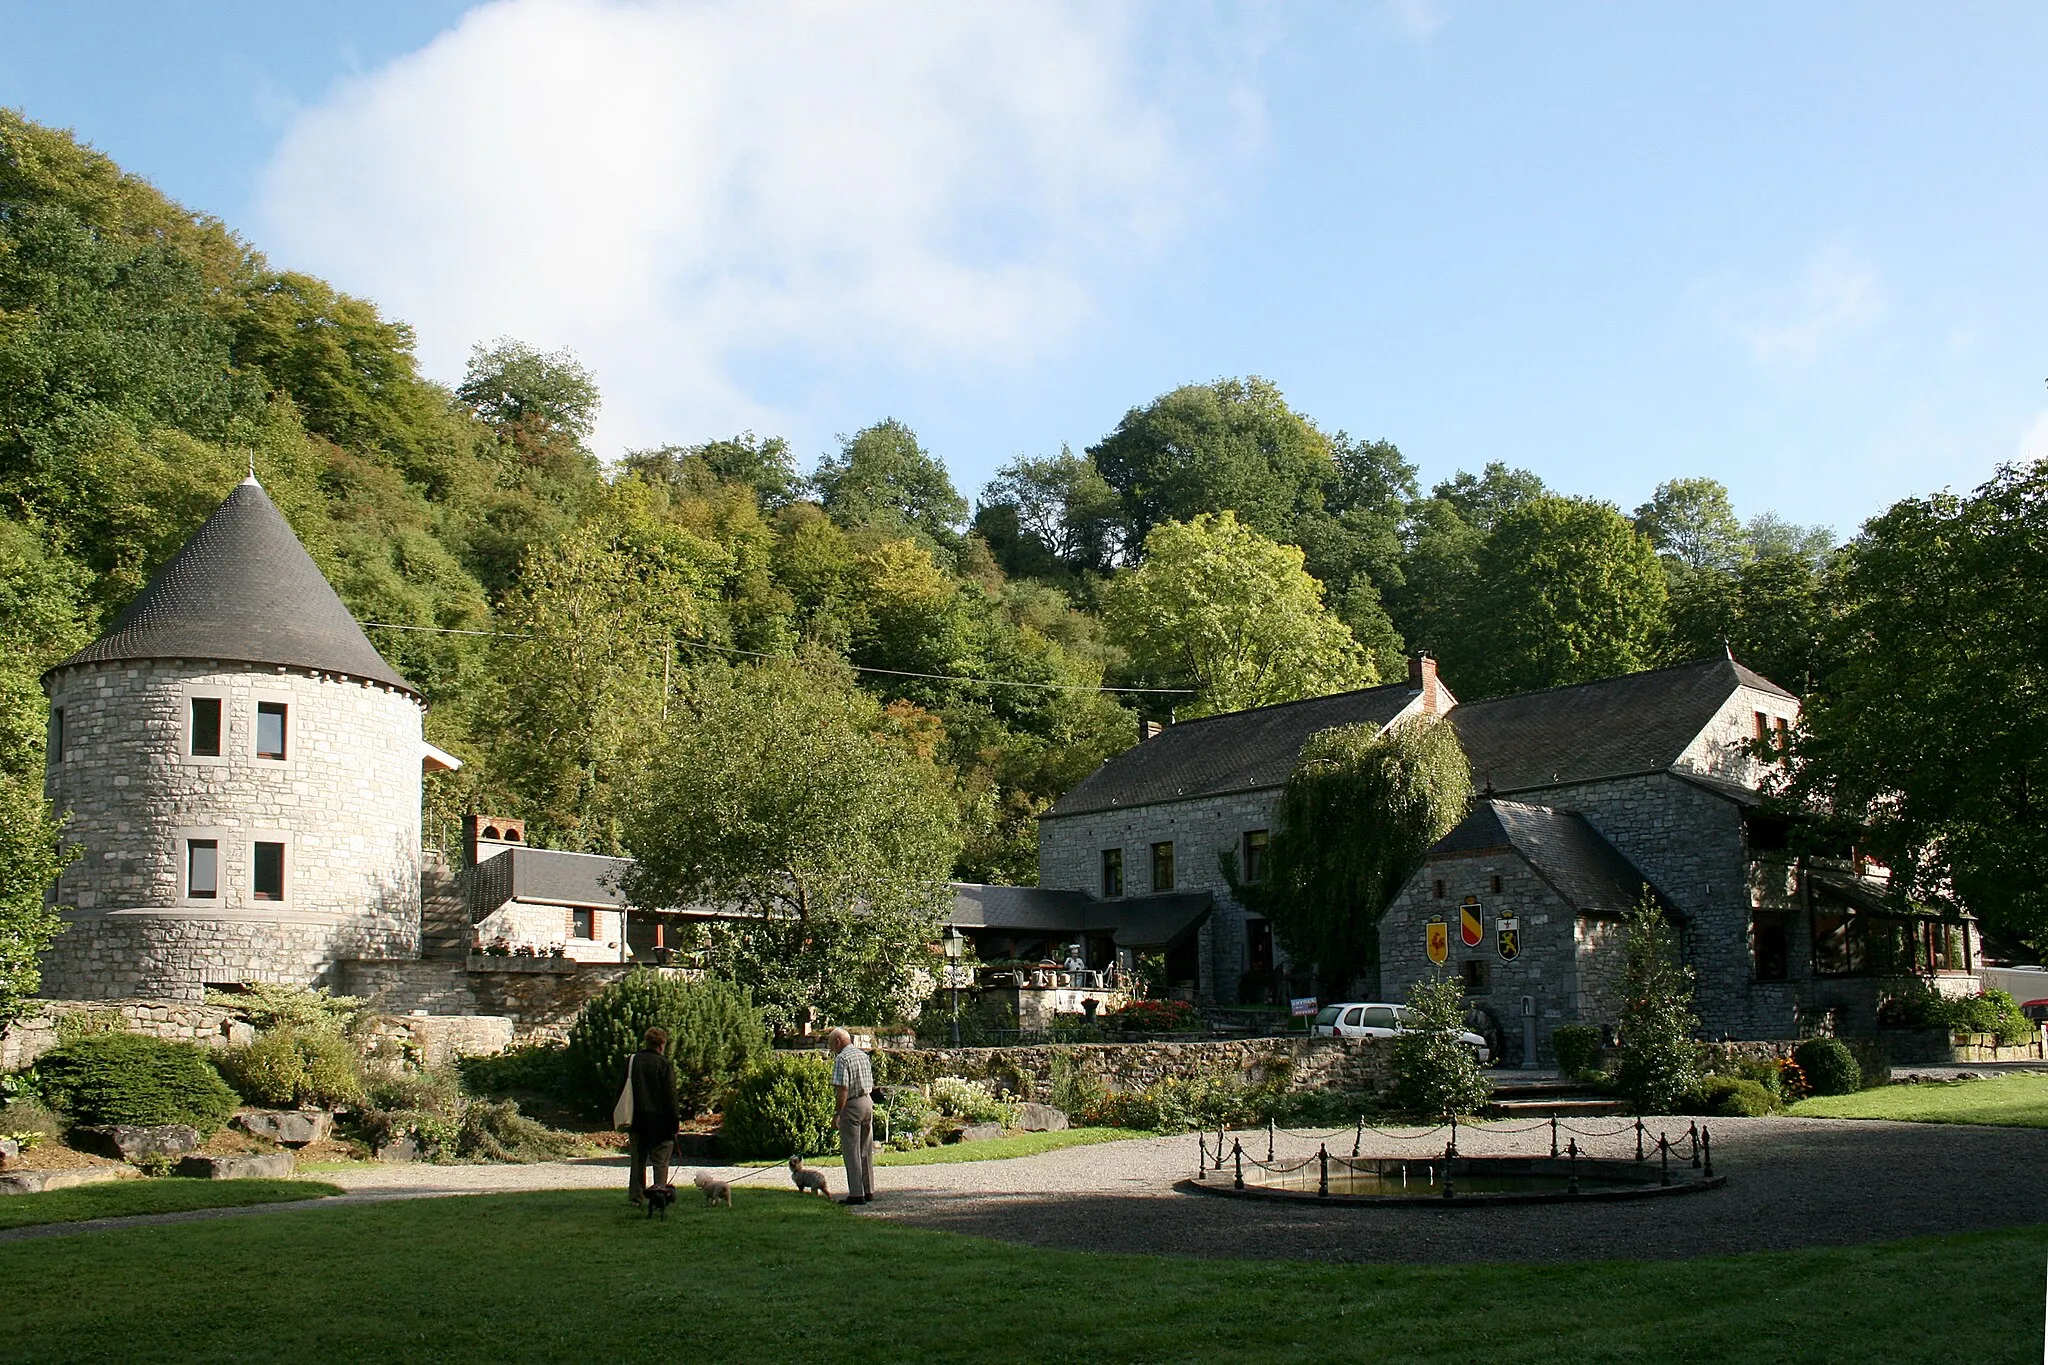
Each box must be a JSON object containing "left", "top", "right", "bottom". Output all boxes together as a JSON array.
[{"left": 40, "top": 477, "right": 426, "bottom": 1002}]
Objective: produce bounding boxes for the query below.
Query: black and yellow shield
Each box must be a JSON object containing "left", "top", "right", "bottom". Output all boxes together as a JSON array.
[{"left": 1497, "top": 916, "right": 1520, "bottom": 963}]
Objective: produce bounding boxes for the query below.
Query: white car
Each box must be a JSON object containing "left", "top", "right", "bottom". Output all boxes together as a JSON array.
[{"left": 1311, "top": 1001, "right": 1492, "bottom": 1061}]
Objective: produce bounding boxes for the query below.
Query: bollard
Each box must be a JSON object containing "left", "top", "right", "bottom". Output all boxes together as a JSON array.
[
  {"left": 1450, "top": 1114, "right": 1459, "bottom": 1157},
  {"left": 1550, "top": 1114, "right": 1559, "bottom": 1158},
  {"left": 1635, "top": 1117, "right": 1645, "bottom": 1162},
  {"left": 1659, "top": 1135, "right": 1671, "bottom": 1187},
  {"left": 1268, "top": 1119, "right": 1275, "bottom": 1164},
  {"left": 1353, "top": 1117, "right": 1363, "bottom": 1158},
  {"left": 1567, "top": 1138, "right": 1579, "bottom": 1195},
  {"left": 1319, "top": 1145, "right": 1329, "bottom": 1198},
  {"left": 1233, "top": 1139, "right": 1244, "bottom": 1190},
  {"left": 1689, "top": 1121, "right": 1701, "bottom": 1169},
  {"left": 1442, "top": 1141, "right": 1455, "bottom": 1199},
  {"left": 1701, "top": 1126, "right": 1713, "bottom": 1179},
  {"left": 1197, "top": 1131, "right": 1206, "bottom": 1178}
]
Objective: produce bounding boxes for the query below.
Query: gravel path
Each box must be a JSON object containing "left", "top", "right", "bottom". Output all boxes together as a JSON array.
[{"left": 12, "top": 1117, "right": 2045, "bottom": 1262}]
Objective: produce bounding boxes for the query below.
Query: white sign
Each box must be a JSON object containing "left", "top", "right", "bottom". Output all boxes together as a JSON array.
[{"left": 1290, "top": 996, "right": 1320, "bottom": 1017}]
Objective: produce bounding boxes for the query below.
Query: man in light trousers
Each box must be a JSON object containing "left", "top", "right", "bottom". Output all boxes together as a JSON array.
[{"left": 827, "top": 1027, "right": 875, "bottom": 1206}]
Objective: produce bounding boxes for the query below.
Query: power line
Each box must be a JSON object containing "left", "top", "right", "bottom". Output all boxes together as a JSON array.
[{"left": 360, "top": 620, "right": 1195, "bottom": 695}]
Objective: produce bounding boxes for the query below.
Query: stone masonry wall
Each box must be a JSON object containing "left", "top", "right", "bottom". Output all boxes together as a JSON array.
[
  {"left": 0, "top": 1000, "right": 251, "bottom": 1071},
  {"left": 875, "top": 1036, "right": 1390, "bottom": 1095},
  {"left": 335, "top": 958, "right": 678, "bottom": 1040},
  {"left": 1038, "top": 789, "right": 1284, "bottom": 1004},
  {"left": 41, "top": 660, "right": 422, "bottom": 1000}
]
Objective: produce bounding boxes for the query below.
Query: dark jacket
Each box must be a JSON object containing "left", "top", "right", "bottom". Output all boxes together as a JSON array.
[{"left": 627, "top": 1048, "right": 680, "bottom": 1139}]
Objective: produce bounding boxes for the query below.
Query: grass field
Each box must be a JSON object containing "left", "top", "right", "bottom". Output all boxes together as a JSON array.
[
  {"left": 3, "top": 1188, "right": 2042, "bottom": 1362},
  {"left": 0, "top": 1178, "right": 341, "bottom": 1231},
  {"left": 748, "top": 1126, "right": 1144, "bottom": 1168},
  {"left": 1790, "top": 1074, "right": 2048, "bottom": 1127}
]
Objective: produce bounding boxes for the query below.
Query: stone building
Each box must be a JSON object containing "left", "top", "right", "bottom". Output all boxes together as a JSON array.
[{"left": 39, "top": 477, "right": 456, "bottom": 1002}]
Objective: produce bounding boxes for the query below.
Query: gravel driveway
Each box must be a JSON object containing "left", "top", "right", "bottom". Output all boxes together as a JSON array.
[{"left": 316, "top": 1115, "right": 2048, "bottom": 1265}]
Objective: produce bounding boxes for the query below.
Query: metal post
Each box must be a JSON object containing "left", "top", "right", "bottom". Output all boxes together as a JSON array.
[
  {"left": 1318, "top": 1145, "right": 1329, "bottom": 1198},
  {"left": 1568, "top": 1138, "right": 1579, "bottom": 1195},
  {"left": 1442, "top": 1141, "right": 1455, "bottom": 1199},
  {"left": 1449, "top": 1115, "right": 1459, "bottom": 1157},
  {"left": 1550, "top": 1114, "right": 1559, "bottom": 1158},
  {"left": 1267, "top": 1119, "right": 1275, "bottom": 1163},
  {"left": 1659, "top": 1135, "right": 1671, "bottom": 1187},
  {"left": 1197, "top": 1131, "right": 1206, "bottom": 1178},
  {"left": 1701, "top": 1126, "right": 1712, "bottom": 1179},
  {"left": 1689, "top": 1121, "right": 1701, "bottom": 1169},
  {"left": 1353, "top": 1117, "right": 1363, "bottom": 1158},
  {"left": 1233, "top": 1139, "right": 1244, "bottom": 1190},
  {"left": 1635, "top": 1117, "right": 1645, "bottom": 1162}
]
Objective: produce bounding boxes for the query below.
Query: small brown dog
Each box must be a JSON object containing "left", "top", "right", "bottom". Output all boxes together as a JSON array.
[
  {"left": 787, "top": 1155, "right": 829, "bottom": 1197},
  {"left": 693, "top": 1171, "right": 732, "bottom": 1208}
]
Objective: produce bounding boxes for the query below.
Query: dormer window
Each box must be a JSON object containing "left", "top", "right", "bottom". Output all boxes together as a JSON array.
[
  {"left": 191, "top": 698, "right": 223, "bottom": 757},
  {"left": 257, "top": 702, "right": 287, "bottom": 760}
]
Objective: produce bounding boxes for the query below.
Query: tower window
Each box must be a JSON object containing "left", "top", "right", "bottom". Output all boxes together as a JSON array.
[
  {"left": 187, "top": 839, "right": 219, "bottom": 899},
  {"left": 1242, "top": 830, "right": 1269, "bottom": 883},
  {"left": 1101, "top": 848, "right": 1123, "bottom": 898},
  {"left": 1151, "top": 841, "right": 1175, "bottom": 892},
  {"left": 253, "top": 842, "right": 285, "bottom": 901},
  {"left": 49, "top": 708, "right": 63, "bottom": 761},
  {"left": 191, "top": 698, "right": 222, "bottom": 757},
  {"left": 256, "top": 702, "right": 288, "bottom": 760}
]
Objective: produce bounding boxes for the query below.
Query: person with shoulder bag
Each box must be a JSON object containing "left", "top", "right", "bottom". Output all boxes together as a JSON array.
[{"left": 619, "top": 1026, "right": 680, "bottom": 1205}]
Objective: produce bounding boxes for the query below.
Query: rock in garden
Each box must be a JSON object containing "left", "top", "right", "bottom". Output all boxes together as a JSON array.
[
  {"left": 959, "top": 1122, "right": 1005, "bottom": 1143},
  {"left": 74, "top": 1124, "right": 202, "bottom": 1163},
  {"left": 236, "top": 1109, "right": 333, "bottom": 1147},
  {"left": 0, "top": 1136, "right": 18, "bottom": 1165},
  {"left": 1013, "top": 1102, "right": 1069, "bottom": 1132},
  {"left": 175, "top": 1152, "right": 296, "bottom": 1180},
  {"left": 373, "top": 1134, "right": 421, "bottom": 1163}
]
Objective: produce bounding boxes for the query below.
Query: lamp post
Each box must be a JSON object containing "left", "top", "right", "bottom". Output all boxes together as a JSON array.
[{"left": 943, "top": 929, "right": 964, "bottom": 1046}]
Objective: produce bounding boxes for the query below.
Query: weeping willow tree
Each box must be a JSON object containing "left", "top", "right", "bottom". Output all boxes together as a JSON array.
[{"left": 1231, "top": 715, "right": 1472, "bottom": 996}]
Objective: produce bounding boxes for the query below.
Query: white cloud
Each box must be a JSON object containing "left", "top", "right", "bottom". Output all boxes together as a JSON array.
[
  {"left": 256, "top": 0, "right": 1254, "bottom": 456},
  {"left": 2020, "top": 408, "right": 2048, "bottom": 463},
  {"left": 1695, "top": 246, "right": 1887, "bottom": 369},
  {"left": 1381, "top": 0, "right": 1448, "bottom": 41}
]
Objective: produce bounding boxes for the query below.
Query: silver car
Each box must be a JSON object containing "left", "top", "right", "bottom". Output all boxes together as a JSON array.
[{"left": 1311, "top": 1001, "right": 1492, "bottom": 1062}]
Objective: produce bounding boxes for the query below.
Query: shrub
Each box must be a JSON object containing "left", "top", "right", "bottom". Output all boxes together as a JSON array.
[
  {"left": 366, "top": 1066, "right": 464, "bottom": 1115},
  {"left": 1108, "top": 998, "right": 1199, "bottom": 1033},
  {"left": 1550, "top": 1024, "right": 1604, "bottom": 1079},
  {"left": 53, "top": 1008, "right": 125, "bottom": 1044},
  {"left": 1682, "top": 1077, "right": 1774, "bottom": 1117},
  {"left": 720, "top": 1053, "right": 836, "bottom": 1159},
  {"left": 1390, "top": 978, "right": 1491, "bottom": 1121},
  {"left": 455, "top": 1099, "right": 582, "bottom": 1163},
  {"left": 928, "top": 1077, "right": 1017, "bottom": 1126},
  {"left": 563, "top": 972, "right": 767, "bottom": 1118},
  {"left": 1615, "top": 900, "right": 1704, "bottom": 1115},
  {"left": 1792, "top": 1037, "right": 1861, "bottom": 1096},
  {"left": 1047, "top": 1053, "right": 1108, "bottom": 1122},
  {"left": 1254, "top": 1086, "right": 1380, "bottom": 1128},
  {"left": 457, "top": 1044, "right": 572, "bottom": 1101},
  {"left": 1843, "top": 1037, "right": 1892, "bottom": 1090},
  {"left": 216, "top": 1027, "right": 366, "bottom": 1109},
  {"left": 0, "top": 1096, "right": 63, "bottom": 1145},
  {"left": 204, "top": 982, "right": 364, "bottom": 1035},
  {"left": 1093, "top": 1074, "right": 1263, "bottom": 1133},
  {"left": 33, "top": 1034, "right": 238, "bottom": 1135}
]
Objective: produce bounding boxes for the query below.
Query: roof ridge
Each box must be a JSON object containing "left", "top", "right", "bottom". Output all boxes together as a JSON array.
[
  {"left": 1141, "top": 677, "right": 1420, "bottom": 730},
  {"left": 1452, "top": 654, "right": 1742, "bottom": 711}
]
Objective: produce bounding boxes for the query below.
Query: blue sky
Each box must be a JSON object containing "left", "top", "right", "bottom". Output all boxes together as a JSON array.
[{"left": 5, "top": 2, "right": 2045, "bottom": 538}]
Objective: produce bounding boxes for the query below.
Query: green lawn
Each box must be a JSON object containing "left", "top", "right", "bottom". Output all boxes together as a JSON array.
[
  {"left": 748, "top": 1126, "right": 1145, "bottom": 1168},
  {"left": 0, "top": 1178, "right": 341, "bottom": 1231},
  {"left": 1, "top": 1188, "right": 2039, "bottom": 1362},
  {"left": 1790, "top": 1074, "right": 2048, "bottom": 1127}
]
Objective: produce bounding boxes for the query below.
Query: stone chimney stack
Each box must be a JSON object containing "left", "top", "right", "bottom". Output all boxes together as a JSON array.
[
  {"left": 1409, "top": 653, "right": 1442, "bottom": 713},
  {"left": 1138, "top": 717, "right": 1167, "bottom": 743}
]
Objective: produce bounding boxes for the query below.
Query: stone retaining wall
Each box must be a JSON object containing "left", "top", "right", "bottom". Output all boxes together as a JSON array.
[
  {"left": 1, "top": 1000, "right": 252, "bottom": 1071},
  {"left": 335, "top": 959, "right": 691, "bottom": 1040},
  {"left": 874, "top": 1036, "right": 1389, "bottom": 1096}
]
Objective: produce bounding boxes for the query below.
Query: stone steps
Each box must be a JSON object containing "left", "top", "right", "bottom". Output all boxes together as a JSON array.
[{"left": 1488, "top": 1096, "right": 1633, "bottom": 1118}]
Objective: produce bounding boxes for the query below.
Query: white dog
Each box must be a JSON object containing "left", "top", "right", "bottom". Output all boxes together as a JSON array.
[
  {"left": 693, "top": 1170, "right": 732, "bottom": 1208},
  {"left": 787, "top": 1155, "right": 829, "bottom": 1197}
]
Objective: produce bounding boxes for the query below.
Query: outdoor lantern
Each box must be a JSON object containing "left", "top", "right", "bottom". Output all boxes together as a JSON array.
[{"left": 943, "top": 929, "right": 964, "bottom": 962}]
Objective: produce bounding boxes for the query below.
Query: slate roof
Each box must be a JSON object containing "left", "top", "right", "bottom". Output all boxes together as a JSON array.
[
  {"left": 51, "top": 477, "right": 417, "bottom": 695},
  {"left": 1043, "top": 680, "right": 1423, "bottom": 818},
  {"left": 1453, "top": 656, "right": 1792, "bottom": 797},
  {"left": 470, "top": 847, "right": 632, "bottom": 917},
  {"left": 948, "top": 883, "right": 1213, "bottom": 950},
  {"left": 1429, "top": 799, "right": 1667, "bottom": 919}
]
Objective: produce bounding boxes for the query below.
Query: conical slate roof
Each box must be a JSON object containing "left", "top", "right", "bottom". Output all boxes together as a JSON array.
[{"left": 52, "top": 477, "right": 418, "bottom": 695}]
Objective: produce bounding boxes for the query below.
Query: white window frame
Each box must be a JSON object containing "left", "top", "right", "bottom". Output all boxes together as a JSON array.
[{"left": 181, "top": 688, "right": 229, "bottom": 767}]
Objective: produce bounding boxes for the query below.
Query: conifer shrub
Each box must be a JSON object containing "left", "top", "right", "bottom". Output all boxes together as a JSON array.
[
  {"left": 1682, "top": 1076, "right": 1774, "bottom": 1117},
  {"left": 33, "top": 1034, "right": 238, "bottom": 1135},
  {"left": 1792, "top": 1037, "right": 1861, "bottom": 1097},
  {"left": 216, "top": 1027, "right": 366, "bottom": 1109},
  {"left": 457, "top": 1043, "right": 572, "bottom": 1101},
  {"left": 1550, "top": 1024, "right": 1604, "bottom": 1079},
  {"left": 719, "top": 1053, "right": 836, "bottom": 1159},
  {"left": 1390, "top": 977, "right": 1492, "bottom": 1121},
  {"left": 1615, "top": 900, "right": 1704, "bottom": 1115},
  {"left": 564, "top": 972, "right": 767, "bottom": 1118}
]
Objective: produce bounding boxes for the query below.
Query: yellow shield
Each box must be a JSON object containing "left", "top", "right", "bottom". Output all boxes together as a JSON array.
[{"left": 1426, "top": 918, "right": 1449, "bottom": 965}]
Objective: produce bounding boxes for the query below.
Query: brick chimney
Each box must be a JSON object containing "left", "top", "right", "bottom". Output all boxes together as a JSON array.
[
  {"left": 1409, "top": 653, "right": 1442, "bottom": 713},
  {"left": 463, "top": 812, "right": 527, "bottom": 869},
  {"left": 1138, "top": 717, "right": 1167, "bottom": 743}
]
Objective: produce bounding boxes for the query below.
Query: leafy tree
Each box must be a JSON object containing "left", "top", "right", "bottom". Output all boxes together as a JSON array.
[
  {"left": 1783, "top": 461, "right": 2048, "bottom": 946},
  {"left": 1614, "top": 899, "right": 1704, "bottom": 1115},
  {"left": 974, "top": 446, "right": 1122, "bottom": 574},
  {"left": 622, "top": 434, "right": 799, "bottom": 509},
  {"left": 1231, "top": 716, "right": 1471, "bottom": 995},
  {"left": 1633, "top": 477, "right": 1751, "bottom": 572},
  {"left": 456, "top": 337, "right": 600, "bottom": 445},
  {"left": 1448, "top": 496, "right": 1668, "bottom": 697},
  {"left": 812, "top": 419, "right": 967, "bottom": 545},
  {"left": 1430, "top": 462, "right": 1547, "bottom": 531},
  {"left": 1746, "top": 511, "right": 1835, "bottom": 566},
  {"left": 0, "top": 771, "right": 73, "bottom": 1029},
  {"left": 1390, "top": 976, "right": 1492, "bottom": 1120},
  {"left": 622, "top": 662, "right": 961, "bottom": 1031},
  {"left": 1103, "top": 512, "right": 1370, "bottom": 717},
  {"left": 1088, "top": 377, "right": 1337, "bottom": 549},
  {"left": 1664, "top": 551, "right": 1838, "bottom": 692}
]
